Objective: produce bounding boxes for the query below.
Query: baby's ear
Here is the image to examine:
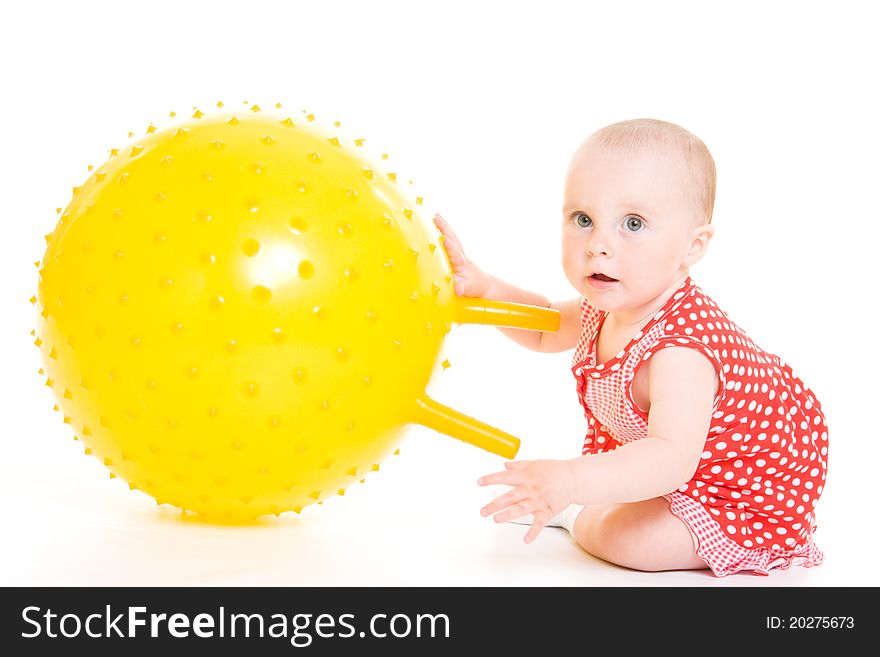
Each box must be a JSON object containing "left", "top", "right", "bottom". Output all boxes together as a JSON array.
[{"left": 684, "top": 223, "right": 715, "bottom": 266}]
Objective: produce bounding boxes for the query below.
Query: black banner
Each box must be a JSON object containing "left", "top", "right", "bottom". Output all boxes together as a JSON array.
[{"left": 0, "top": 586, "right": 868, "bottom": 654}]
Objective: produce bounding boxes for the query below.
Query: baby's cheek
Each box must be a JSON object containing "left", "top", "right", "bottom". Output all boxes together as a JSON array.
[
  {"left": 561, "top": 262, "right": 586, "bottom": 293},
  {"left": 561, "top": 244, "right": 584, "bottom": 275}
]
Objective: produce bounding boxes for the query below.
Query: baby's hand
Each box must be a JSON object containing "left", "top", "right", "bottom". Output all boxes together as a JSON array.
[
  {"left": 433, "top": 214, "right": 492, "bottom": 297},
  {"left": 478, "top": 459, "right": 576, "bottom": 543}
]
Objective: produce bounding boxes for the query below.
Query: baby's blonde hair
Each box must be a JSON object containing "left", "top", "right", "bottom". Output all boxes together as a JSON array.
[{"left": 588, "top": 118, "right": 716, "bottom": 224}]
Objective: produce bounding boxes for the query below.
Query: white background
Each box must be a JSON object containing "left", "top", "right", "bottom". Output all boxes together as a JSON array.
[{"left": 1, "top": 0, "right": 876, "bottom": 586}]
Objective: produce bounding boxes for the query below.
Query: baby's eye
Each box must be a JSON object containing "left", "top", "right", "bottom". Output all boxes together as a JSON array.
[
  {"left": 572, "top": 212, "right": 592, "bottom": 228},
  {"left": 623, "top": 215, "right": 645, "bottom": 232}
]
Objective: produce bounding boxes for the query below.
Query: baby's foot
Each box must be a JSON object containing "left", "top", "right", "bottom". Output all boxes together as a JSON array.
[{"left": 507, "top": 512, "right": 565, "bottom": 528}]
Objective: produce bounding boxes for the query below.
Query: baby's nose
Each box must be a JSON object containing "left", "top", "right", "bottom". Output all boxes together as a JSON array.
[{"left": 586, "top": 238, "right": 610, "bottom": 257}]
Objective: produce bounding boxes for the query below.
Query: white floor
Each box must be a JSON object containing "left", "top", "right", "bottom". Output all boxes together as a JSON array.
[{"left": 1, "top": 424, "right": 861, "bottom": 588}]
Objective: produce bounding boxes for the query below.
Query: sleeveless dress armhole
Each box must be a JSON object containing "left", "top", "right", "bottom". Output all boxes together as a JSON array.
[{"left": 625, "top": 335, "right": 728, "bottom": 422}]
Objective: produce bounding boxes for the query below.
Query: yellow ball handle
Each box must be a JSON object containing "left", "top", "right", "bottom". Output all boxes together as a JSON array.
[
  {"left": 453, "top": 298, "right": 561, "bottom": 332},
  {"left": 412, "top": 395, "right": 521, "bottom": 459},
  {"left": 409, "top": 299, "right": 561, "bottom": 458}
]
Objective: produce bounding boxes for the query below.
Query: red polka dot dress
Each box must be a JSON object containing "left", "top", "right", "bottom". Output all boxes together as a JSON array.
[{"left": 571, "top": 277, "right": 827, "bottom": 577}]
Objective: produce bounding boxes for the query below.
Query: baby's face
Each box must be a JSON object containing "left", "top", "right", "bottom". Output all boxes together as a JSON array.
[{"left": 561, "top": 142, "right": 711, "bottom": 317}]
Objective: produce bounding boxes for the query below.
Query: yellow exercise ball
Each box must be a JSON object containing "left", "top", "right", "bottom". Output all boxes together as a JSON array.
[{"left": 35, "top": 106, "right": 559, "bottom": 521}]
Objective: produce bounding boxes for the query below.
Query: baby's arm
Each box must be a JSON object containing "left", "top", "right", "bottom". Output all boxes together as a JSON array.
[
  {"left": 568, "top": 346, "right": 717, "bottom": 504},
  {"left": 479, "top": 346, "right": 717, "bottom": 542},
  {"left": 433, "top": 214, "right": 581, "bottom": 352}
]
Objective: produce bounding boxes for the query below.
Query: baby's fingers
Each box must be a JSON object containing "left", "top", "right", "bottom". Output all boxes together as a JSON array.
[
  {"left": 477, "top": 470, "right": 520, "bottom": 487},
  {"left": 523, "top": 520, "right": 545, "bottom": 544},
  {"left": 439, "top": 232, "right": 467, "bottom": 268},
  {"left": 433, "top": 214, "right": 491, "bottom": 298},
  {"left": 479, "top": 487, "right": 526, "bottom": 519},
  {"left": 433, "top": 214, "right": 465, "bottom": 252}
]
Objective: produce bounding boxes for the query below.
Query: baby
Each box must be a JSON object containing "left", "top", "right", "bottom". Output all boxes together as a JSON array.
[{"left": 434, "top": 118, "right": 827, "bottom": 577}]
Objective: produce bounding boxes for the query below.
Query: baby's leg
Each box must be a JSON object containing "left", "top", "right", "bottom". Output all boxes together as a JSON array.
[{"left": 572, "top": 497, "right": 708, "bottom": 572}]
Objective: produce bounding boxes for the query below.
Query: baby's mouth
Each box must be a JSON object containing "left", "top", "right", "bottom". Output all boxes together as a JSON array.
[{"left": 589, "top": 273, "right": 618, "bottom": 282}]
